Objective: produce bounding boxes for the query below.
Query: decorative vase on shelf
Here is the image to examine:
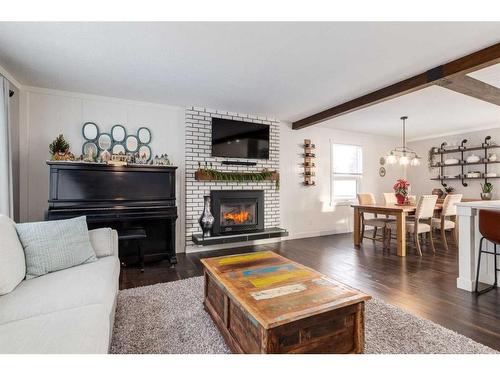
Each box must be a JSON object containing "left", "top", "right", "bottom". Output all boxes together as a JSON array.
[
  {"left": 198, "top": 195, "right": 215, "bottom": 239},
  {"left": 466, "top": 154, "right": 480, "bottom": 163},
  {"left": 481, "top": 193, "right": 492, "bottom": 201},
  {"left": 432, "top": 188, "right": 444, "bottom": 198}
]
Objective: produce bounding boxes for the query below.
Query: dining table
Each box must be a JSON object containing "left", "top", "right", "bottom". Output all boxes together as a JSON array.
[{"left": 350, "top": 203, "right": 443, "bottom": 257}]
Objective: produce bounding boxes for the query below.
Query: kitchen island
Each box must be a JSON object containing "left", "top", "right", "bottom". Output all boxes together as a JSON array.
[{"left": 456, "top": 200, "right": 500, "bottom": 292}]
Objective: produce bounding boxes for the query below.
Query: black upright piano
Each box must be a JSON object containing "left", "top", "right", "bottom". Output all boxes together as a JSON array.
[{"left": 46, "top": 161, "right": 178, "bottom": 264}]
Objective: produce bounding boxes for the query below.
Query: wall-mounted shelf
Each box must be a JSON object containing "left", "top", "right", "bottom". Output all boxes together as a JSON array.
[
  {"left": 430, "top": 160, "right": 500, "bottom": 168},
  {"left": 303, "top": 139, "right": 316, "bottom": 186},
  {"left": 431, "top": 176, "right": 500, "bottom": 181},
  {"left": 431, "top": 136, "right": 498, "bottom": 187},
  {"left": 432, "top": 145, "right": 500, "bottom": 155}
]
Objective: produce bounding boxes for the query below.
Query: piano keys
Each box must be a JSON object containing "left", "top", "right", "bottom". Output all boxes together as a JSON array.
[{"left": 45, "top": 161, "right": 178, "bottom": 264}]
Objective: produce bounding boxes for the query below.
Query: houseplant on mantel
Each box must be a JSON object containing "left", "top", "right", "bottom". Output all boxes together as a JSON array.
[
  {"left": 481, "top": 182, "right": 493, "bottom": 200},
  {"left": 393, "top": 179, "right": 410, "bottom": 205}
]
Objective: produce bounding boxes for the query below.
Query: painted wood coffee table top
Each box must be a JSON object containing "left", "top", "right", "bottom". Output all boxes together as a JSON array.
[{"left": 201, "top": 251, "right": 371, "bottom": 329}]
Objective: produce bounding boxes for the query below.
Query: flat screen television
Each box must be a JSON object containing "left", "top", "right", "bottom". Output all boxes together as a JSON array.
[{"left": 211, "top": 118, "right": 270, "bottom": 159}]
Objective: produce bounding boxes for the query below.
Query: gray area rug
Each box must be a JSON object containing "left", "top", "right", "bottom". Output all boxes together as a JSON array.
[{"left": 110, "top": 277, "right": 497, "bottom": 354}]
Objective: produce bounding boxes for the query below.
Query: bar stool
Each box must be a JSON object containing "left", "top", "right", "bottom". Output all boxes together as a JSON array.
[
  {"left": 118, "top": 227, "right": 147, "bottom": 272},
  {"left": 475, "top": 210, "right": 500, "bottom": 295}
]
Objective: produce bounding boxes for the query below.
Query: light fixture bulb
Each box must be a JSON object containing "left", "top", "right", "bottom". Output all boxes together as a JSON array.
[
  {"left": 381, "top": 117, "right": 421, "bottom": 167},
  {"left": 386, "top": 154, "right": 397, "bottom": 165},
  {"left": 399, "top": 155, "right": 410, "bottom": 165}
]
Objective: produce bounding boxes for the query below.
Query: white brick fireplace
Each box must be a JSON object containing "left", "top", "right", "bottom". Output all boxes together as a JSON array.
[{"left": 184, "top": 106, "right": 280, "bottom": 251}]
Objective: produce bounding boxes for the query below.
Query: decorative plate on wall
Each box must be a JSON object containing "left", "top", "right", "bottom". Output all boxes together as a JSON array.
[
  {"left": 97, "top": 133, "right": 112, "bottom": 151},
  {"left": 137, "top": 127, "right": 152, "bottom": 144},
  {"left": 82, "top": 122, "right": 99, "bottom": 141},
  {"left": 138, "top": 145, "right": 152, "bottom": 161},
  {"left": 125, "top": 135, "right": 139, "bottom": 153},
  {"left": 81, "top": 122, "right": 153, "bottom": 159},
  {"left": 379, "top": 167, "right": 386, "bottom": 177},
  {"left": 379, "top": 157, "right": 386, "bottom": 166},
  {"left": 111, "top": 124, "right": 126, "bottom": 143},
  {"left": 112, "top": 143, "right": 126, "bottom": 155},
  {"left": 82, "top": 141, "right": 98, "bottom": 157}
]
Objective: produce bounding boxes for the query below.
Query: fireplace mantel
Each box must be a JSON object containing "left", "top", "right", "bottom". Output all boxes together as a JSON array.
[{"left": 194, "top": 169, "right": 279, "bottom": 185}]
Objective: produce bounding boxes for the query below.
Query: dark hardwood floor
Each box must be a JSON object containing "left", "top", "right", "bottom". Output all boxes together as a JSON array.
[{"left": 119, "top": 232, "right": 500, "bottom": 351}]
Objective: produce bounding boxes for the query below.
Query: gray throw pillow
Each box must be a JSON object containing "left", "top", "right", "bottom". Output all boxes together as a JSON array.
[{"left": 15, "top": 216, "right": 97, "bottom": 279}]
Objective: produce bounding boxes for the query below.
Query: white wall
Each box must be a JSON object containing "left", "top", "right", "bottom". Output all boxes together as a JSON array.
[
  {"left": 407, "top": 126, "right": 500, "bottom": 200},
  {"left": 18, "top": 87, "right": 186, "bottom": 252},
  {"left": 16, "top": 84, "right": 408, "bottom": 250},
  {"left": 280, "top": 123, "right": 402, "bottom": 238}
]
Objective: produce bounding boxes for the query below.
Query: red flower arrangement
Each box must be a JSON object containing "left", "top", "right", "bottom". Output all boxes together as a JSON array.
[{"left": 393, "top": 179, "right": 410, "bottom": 204}]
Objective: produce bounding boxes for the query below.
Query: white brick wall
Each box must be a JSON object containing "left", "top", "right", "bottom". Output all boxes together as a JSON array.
[{"left": 185, "top": 106, "right": 280, "bottom": 248}]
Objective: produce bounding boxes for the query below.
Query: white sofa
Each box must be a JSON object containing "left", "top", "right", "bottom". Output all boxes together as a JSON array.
[{"left": 0, "top": 221, "right": 120, "bottom": 354}]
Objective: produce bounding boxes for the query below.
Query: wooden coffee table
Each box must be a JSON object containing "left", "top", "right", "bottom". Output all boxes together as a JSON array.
[{"left": 201, "top": 251, "right": 371, "bottom": 354}]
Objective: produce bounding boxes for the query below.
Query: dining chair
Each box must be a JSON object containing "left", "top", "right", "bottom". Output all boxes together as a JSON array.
[
  {"left": 431, "top": 193, "right": 462, "bottom": 250},
  {"left": 357, "top": 193, "right": 390, "bottom": 243},
  {"left": 407, "top": 195, "right": 417, "bottom": 205},
  {"left": 382, "top": 192, "right": 399, "bottom": 223},
  {"left": 386, "top": 195, "right": 438, "bottom": 256},
  {"left": 383, "top": 192, "right": 397, "bottom": 205}
]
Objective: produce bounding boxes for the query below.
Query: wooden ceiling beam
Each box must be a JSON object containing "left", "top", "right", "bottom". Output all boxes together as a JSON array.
[
  {"left": 436, "top": 74, "right": 500, "bottom": 106},
  {"left": 292, "top": 42, "right": 500, "bottom": 130}
]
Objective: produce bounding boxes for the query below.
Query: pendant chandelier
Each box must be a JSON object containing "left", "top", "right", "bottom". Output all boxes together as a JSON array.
[{"left": 385, "top": 116, "right": 421, "bottom": 166}]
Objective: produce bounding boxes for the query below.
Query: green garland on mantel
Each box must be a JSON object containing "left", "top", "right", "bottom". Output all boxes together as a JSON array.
[{"left": 196, "top": 168, "right": 279, "bottom": 189}]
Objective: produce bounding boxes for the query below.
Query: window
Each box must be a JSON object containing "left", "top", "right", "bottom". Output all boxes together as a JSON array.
[{"left": 332, "top": 143, "right": 362, "bottom": 203}]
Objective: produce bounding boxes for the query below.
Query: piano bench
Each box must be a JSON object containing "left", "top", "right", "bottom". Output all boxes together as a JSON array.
[{"left": 118, "top": 228, "right": 147, "bottom": 272}]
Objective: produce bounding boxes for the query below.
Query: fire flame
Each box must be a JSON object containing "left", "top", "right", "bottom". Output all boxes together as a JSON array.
[{"left": 224, "top": 211, "right": 250, "bottom": 224}]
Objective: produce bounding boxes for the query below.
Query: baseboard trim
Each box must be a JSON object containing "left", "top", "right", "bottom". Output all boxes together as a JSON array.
[
  {"left": 185, "top": 229, "right": 352, "bottom": 253},
  {"left": 285, "top": 229, "right": 351, "bottom": 240},
  {"left": 456, "top": 277, "right": 475, "bottom": 292}
]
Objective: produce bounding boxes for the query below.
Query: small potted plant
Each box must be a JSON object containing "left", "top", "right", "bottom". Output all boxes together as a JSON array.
[
  {"left": 49, "top": 134, "right": 74, "bottom": 161},
  {"left": 393, "top": 179, "right": 410, "bottom": 205},
  {"left": 480, "top": 182, "right": 493, "bottom": 200}
]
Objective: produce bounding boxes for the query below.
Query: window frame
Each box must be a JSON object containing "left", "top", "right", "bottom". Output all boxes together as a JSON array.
[{"left": 331, "top": 143, "right": 363, "bottom": 205}]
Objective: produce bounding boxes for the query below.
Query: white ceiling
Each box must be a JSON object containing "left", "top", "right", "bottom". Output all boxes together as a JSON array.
[
  {"left": 320, "top": 84, "right": 500, "bottom": 140},
  {"left": 468, "top": 62, "right": 500, "bottom": 88},
  {"left": 0, "top": 22, "right": 499, "bottom": 137}
]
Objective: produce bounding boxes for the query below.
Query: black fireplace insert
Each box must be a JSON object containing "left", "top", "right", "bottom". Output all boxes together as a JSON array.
[{"left": 210, "top": 190, "right": 264, "bottom": 235}]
